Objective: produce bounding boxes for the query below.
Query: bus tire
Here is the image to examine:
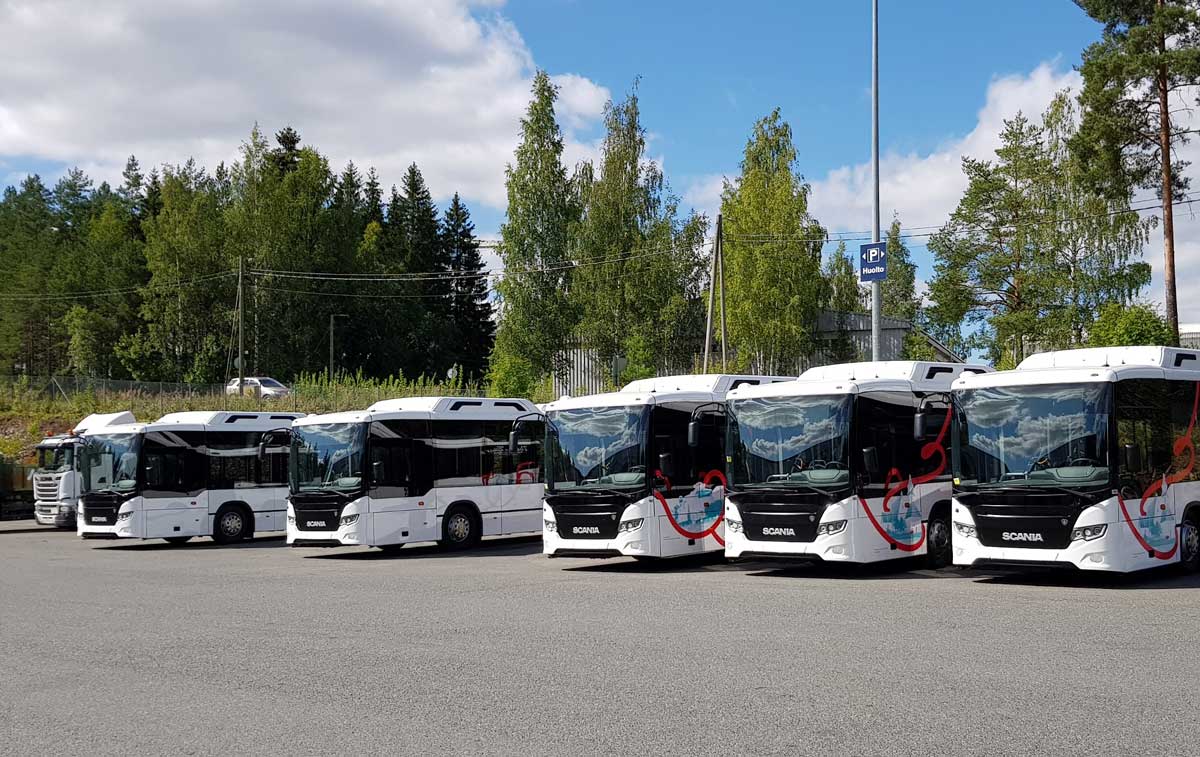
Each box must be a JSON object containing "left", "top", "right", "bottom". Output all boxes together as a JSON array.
[
  {"left": 440, "top": 504, "right": 480, "bottom": 550},
  {"left": 164, "top": 536, "right": 192, "bottom": 546},
  {"left": 1182, "top": 510, "right": 1200, "bottom": 573},
  {"left": 213, "top": 504, "right": 252, "bottom": 545},
  {"left": 926, "top": 503, "right": 952, "bottom": 569}
]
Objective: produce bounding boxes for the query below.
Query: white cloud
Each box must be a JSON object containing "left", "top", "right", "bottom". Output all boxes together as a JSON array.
[
  {"left": 0, "top": 0, "right": 609, "bottom": 210},
  {"left": 809, "top": 61, "right": 1082, "bottom": 233},
  {"left": 681, "top": 173, "right": 727, "bottom": 221}
]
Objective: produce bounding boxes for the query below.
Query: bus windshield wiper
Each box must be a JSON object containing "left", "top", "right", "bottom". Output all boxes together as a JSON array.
[
  {"left": 967, "top": 484, "right": 1103, "bottom": 499},
  {"left": 745, "top": 483, "right": 846, "bottom": 497},
  {"left": 552, "top": 486, "right": 632, "bottom": 497}
]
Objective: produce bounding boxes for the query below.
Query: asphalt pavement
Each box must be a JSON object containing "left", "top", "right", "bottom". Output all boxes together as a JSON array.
[{"left": 2, "top": 520, "right": 1198, "bottom": 756}]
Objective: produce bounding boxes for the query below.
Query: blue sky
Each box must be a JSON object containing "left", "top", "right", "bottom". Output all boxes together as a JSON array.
[{"left": 6, "top": 1, "right": 1191, "bottom": 319}]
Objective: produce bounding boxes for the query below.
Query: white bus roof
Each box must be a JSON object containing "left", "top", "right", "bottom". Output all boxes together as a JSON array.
[
  {"left": 954, "top": 346, "right": 1200, "bottom": 390},
  {"left": 147, "top": 410, "right": 305, "bottom": 433},
  {"left": 293, "top": 396, "right": 538, "bottom": 427},
  {"left": 40, "top": 411, "right": 138, "bottom": 447},
  {"left": 728, "top": 361, "right": 990, "bottom": 400},
  {"left": 545, "top": 374, "right": 792, "bottom": 411}
]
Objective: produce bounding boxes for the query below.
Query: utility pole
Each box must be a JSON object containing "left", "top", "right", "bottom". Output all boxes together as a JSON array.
[
  {"left": 237, "top": 254, "right": 245, "bottom": 391},
  {"left": 329, "top": 314, "right": 348, "bottom": 381},
  {"left": 717, "top": 214, "right": 728, "bottom": 371},
  {"left": 702, "top": 227, "right": 718, "bottom": 372},
  {"left": 870, "top": 0, "right": 882, "bottom": 361}
]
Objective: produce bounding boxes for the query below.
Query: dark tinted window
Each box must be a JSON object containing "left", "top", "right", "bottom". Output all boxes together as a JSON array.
[
  {"left": 1116, "top": 379, "right": 1171, "bottom": 494},
  {"left": 433, "top": 420, "right": 484, "bottom": 487},
  {"left": 648, "top": 407, "right": 725, "bottom": 490},
  {"left": 142, "top": 430, "right": 207, "bottom": 497},
  {"left": 369, "top": 419, "right": 432, "bottom": 497},
  {"left": 854, "top": 391, "right": 917, "bottom": 489}
]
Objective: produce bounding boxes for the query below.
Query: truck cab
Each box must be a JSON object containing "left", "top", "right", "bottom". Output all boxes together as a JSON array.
[{"left": 33, "top": 412, "right": 135, "bottom": 528}]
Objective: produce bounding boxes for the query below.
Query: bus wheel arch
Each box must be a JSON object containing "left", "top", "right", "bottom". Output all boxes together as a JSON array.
[
  {"left": 441, "top": 501, "right": 481, "bottom": 549},
  {"left": 1181, "top": 503, "right": 1200, "bottom": 572},
  {"left": 213, "top": 501, "right": 253, "bottom": 545},
  {"left": 926, "top": 500, "right": 952, "bottom": 569}
]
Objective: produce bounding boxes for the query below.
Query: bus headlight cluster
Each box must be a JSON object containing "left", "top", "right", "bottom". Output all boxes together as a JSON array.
[
  {"left": 286, "top": 514, "right": 295, "bottom": 525},
  {"left": 339, "top": 514, "right": 359, "bottom": 527},
  {"left": 617, "top": 518, "right": 643, "bottom": 533},
  {"left": 544, "top": 519, "right": 556, "bottom": 531},
  {"left": 117, "top": 511, "right": 133, "bottom": 522},
  {"left": 954, "top": 522, "right": 976, "bottom": 538},
  {"left": 817, "top": 519, "right": 847, "bottom": 536},
  {"left": 1071, "top": 524, "right": 1106, "bottom": 541},
  {"left": 726, "top": 517, "right": 743, "bottom": 533}
]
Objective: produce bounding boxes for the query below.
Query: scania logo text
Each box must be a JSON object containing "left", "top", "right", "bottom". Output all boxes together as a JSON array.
[
  {"left": 762, "top": 526, "right": 796, "bottom": 536},
  {"left": 306, "top": 520, "right": 326, "bottom": 528},
  {"left": 572, "top": 526, "right": 600, "bottom": 535},
  {"left": 1001, "top": 531, "right": 1044, "bottom": 542}
]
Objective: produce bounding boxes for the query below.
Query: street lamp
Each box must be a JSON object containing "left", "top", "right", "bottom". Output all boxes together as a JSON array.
[{"left": 329, "top": 313, "right": 349, "bottom": 380}]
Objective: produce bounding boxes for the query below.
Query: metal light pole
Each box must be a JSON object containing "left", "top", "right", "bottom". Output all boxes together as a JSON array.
[
  {"left": 870, "top": 0, "right": 882, "bottom": 361},
  {"left": 329, "top": 314, "right": 348, "bottom": 381}
]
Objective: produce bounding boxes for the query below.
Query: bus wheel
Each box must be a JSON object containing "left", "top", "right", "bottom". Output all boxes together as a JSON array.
[
  {"left": 213, "top": 506, "right": 250, "bottom": 545},
  {"left": 164, "top": 536, "right": 192, "bottom": 546},
  {"left": 1182, "top": 514, "right": 1200, "bottom": 573},
  {"left": 441, "top": 506, "right": 479, "bottom": 550},
  {"left": 926, "top": 512, "right": 952, "bottom": 569}
]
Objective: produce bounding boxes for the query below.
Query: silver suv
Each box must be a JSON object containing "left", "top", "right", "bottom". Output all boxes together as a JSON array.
[{"left": 225, "top": 377, "right": 291, "bottom": 398}]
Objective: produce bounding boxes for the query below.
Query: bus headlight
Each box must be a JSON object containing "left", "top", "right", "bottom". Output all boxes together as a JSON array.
[
  {"left": 286, "top": 514, "right": 295, "bottom": 525},
  {"left": 339, "top": 514, "right": 359, "bottom": 527},
  {"left": 1071, "top": 524, "right": 1106, "bottom": 541},
  {"left": 726, "top": 517, "right": 743, "bottom": 533},
  {"left": 117, "top": 511, "right": 133, "bottom": 522},
  {"left": 954, "top": 522, "right": 976, "bottom": 538},
  {"left": 817, "top": 519, "right": 846, "bottom": 536},
  {"left": 617, "top": 518, "right": 643, "bottom": 533},
  {"left": 544, "top": 519, "right": 556, "bottom": 531}
]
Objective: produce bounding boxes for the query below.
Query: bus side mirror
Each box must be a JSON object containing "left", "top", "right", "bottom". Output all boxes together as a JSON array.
[
  {"left": 371, "top": 460, "right": 385, "bottom": 485},
  {"left": 862, "top": 447, "right": 880, "bottom": 477},
  {"left": 1122, "top": 443, "right": 1142, "bottom": 473},
  {"left": 508, "top": 430, "right": 520, "bottom": 458},
  {"left": 687, "top": 420, "right": 700, "bottom": 448},
  {"left": 658, "top": 452, "right": 675, "bottom": 480},
  {"left": 913, "top": 412, "right": 926, "bottom": 440}
]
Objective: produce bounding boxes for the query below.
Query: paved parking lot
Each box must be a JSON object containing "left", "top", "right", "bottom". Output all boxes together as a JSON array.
[{"left": 2, "top": 520, "right": 1199, "bottom": 756}]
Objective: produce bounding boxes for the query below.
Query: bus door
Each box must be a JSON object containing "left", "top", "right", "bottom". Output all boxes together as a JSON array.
[
  {"left": 142, "top": 430, "right": 209, "bottom": 537},
  {"left": 369, "top": 419, "right": 436, "bottom": 543}
]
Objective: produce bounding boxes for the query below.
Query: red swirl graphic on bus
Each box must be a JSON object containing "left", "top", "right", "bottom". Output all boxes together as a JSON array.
[
  {"left": 653, "top": 469, "right": 727, "bottom": 546},
  {"left": 860, "top": 406, "right": 951, "bottom": 551},
  {"left": 1116, "top": 382, "right": 1198, "bottom": 560}
]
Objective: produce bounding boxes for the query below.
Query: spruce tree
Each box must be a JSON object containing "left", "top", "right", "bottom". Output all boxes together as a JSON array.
[{"left": 442, "top": 193, "right": 494, "bottom": 380}]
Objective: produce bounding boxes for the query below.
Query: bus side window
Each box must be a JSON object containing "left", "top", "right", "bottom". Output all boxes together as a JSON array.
[
  {"left": 504, "top": 420, "right": 543, "bottom": 484},
  {"left": 854, "top": 391, "right": 918, "bottom": 490},
  {"left": 206, "top": 431, "right": 260, "bottom": 489},
  {"left": 369, "top": 420, "right": 430, "bottom": 497},
  {"left": 143, "top": 431, "right": 207, "bottom": 498},
  {"left": 1115, "top": 379, "right": 1171, "bottom": 494},
  {"left": 1168, "top": 380, "right": 1200, "bottom": 483}
]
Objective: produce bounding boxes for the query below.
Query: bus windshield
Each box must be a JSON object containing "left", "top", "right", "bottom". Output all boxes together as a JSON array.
[
  {"left": 727, "top": 394, "right": 853, "bottom": 490},
  {"left": 291, "top": 423, "right": 366, "bottom": 493},
  {"left": 546, "top": 406, "right": 648, "bottom": 492},
  {"left": 954, "top": 383, "right": 1112, "bottom": 489},
  {"left": 80, "top": 433, "right": 142, "bottom": 494},
  {"left": 36, "top": 445, "right": 73, "bottom": 473}
]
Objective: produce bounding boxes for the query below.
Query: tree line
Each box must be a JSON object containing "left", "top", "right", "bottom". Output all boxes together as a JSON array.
[{"left": 1, "top": 1, "right": 1196, "bottom": 391}]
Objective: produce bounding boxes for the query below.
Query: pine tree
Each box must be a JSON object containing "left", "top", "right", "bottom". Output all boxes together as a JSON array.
[
  {"left": 272, "top": 126, "right": 302, "bottom": 175},
  {"left": 442, "top": 194, "right": 494, "bottom": 379},
  {"left": 1073, "top": 0, "right": 1200, "bottom": 344}
]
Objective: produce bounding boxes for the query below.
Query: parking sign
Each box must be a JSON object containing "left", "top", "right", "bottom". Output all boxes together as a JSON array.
[{"left": 860, "top": 242, "right": 887, "bottom": 282}]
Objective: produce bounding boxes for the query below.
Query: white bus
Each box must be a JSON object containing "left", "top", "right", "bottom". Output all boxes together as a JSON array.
[
  {"left": 77, "top": 411, "right": 301, "bottom": 544},
  {"left": 722, "top": 361, "right": 989, "bottom": 566},
  {"left": 952, "top": 346, "right": 1200, "bottom": 573},
  {"left": 537, "top": 374, "right": 789, "bottom": 561},
  {"left": 33, "top": 412, "right": 134, "bottom": 527},
  {"left": 287, "top": 396, "right": 543, "bottom": 551}
]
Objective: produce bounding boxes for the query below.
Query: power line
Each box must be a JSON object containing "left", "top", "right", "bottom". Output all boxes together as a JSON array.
[{"left": 0, "top": 271, "right": 236, "bottom": 301}]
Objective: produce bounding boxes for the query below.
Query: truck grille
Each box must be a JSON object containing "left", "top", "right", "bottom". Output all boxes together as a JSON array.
[
  {"left": 961, "top": 492, "right": 1083, "bottom": 550},
  {"left": 34, "top": 475, "right": 60, "bottom": 501},
  {"left": 291, "top": 495, "right": 349, "bottom": 531}
]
